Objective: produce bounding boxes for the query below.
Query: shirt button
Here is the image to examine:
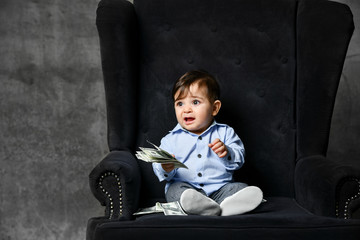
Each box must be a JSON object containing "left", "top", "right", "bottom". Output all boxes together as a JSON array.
[
  {"left": 164, "top": 174, "right": 168, "bottom": 177},
  {"left": 198, "top": 136, "right": 202, "bottom": 140},
  {"left": 227, "top": 155, "right": 232, "bottom": 160},
  {"left": 198, "top": 172, "right": 202, "bottom": 177},
  {"left": 197, "top": 154, "right": 202, "bottom": 158},
  {"left": 200, "top": 183, "right": 204, "bottom": 187}
]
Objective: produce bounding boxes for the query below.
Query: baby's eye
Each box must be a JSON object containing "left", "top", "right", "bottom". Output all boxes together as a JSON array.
[
  {"left": 176, "top": 101, "right": 183, "bottom": 107},
  {"left": 193, "top": 100, "right": 200, "bottom": 105}
]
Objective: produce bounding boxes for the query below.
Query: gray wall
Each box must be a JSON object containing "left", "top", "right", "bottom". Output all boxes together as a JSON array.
[
  {"left": 0, "top": 0, "right": 106, "bottom": 239},
  {"left": 0, "top": 0, "right": 359, "bottom": 239},
  {"left": 328, "top": 0, "right": 360, "bottom": 163}
]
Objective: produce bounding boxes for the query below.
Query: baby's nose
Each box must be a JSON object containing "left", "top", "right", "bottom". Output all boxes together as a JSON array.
[{"left": 184, "top": 105, "right": 192, "bottom": 112}]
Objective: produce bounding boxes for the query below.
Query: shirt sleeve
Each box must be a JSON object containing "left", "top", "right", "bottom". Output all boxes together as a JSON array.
[
  {"left": 222, "top": 126, "right": 245, "bottom": 171},
  {"left": 152, "top": 134, "right": 177, "bottom": 182}
]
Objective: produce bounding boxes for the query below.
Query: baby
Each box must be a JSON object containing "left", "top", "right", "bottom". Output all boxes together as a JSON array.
[{"left": 153, "top": 70, "right": 263, "bottom": 216}]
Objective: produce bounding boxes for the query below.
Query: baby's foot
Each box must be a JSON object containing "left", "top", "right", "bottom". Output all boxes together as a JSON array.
[
  {"left": 180, "top": 189, "right": 221, "bottom": 216},
  {"left": 220, "top": 186, "right": 263, "bottom": 216}
]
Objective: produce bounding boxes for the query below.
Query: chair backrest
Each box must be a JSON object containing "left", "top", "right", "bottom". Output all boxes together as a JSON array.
[{"left": 96, "top": 0, "right": 353, "bottom": 207}]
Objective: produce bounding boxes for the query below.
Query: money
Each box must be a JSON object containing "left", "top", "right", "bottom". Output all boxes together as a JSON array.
[
  {"left": 161, "top": 201, "right": 187, "bottom": 215},
  {"left": 134, "top": 201, "right": 187, "bottom": 216},
  {"left": 133, "top": 202, "right": 164, "bottom": 215},
  {"left": 136, "top": 140, "right": 188, "bottom": 169}
]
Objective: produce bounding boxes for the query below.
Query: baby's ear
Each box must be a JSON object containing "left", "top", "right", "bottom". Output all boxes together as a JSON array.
[{"left": 212, "top": 100, "right": 221, "bottom": 116}]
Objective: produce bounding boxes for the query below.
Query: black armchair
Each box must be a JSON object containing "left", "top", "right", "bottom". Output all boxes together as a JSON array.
[{"left": 87, "top": 0, "right": 360, "bottom": 239}]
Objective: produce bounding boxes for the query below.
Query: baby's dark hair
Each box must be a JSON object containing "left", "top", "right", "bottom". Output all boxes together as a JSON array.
[{"left": 172, "top": 70, "right": 220, "bottom": 102}]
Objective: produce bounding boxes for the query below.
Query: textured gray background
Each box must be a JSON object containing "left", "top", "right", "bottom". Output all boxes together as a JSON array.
[{"left": 0, "top": 0, "right": 359, "bottom": 239}]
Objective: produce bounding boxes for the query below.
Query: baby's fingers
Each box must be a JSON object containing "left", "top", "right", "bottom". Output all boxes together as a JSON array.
[
  {"left": 209, "top": 138, "right": 221, "bottom": 147},
  {"left": 213, "top": 143, "right": 225, "bottom": 153},
  {"left": 218, "top": 150, "right": 228, "bottom": 158},
  {"left": 211, "top": 140, "right": 224, "bottom": 152}
]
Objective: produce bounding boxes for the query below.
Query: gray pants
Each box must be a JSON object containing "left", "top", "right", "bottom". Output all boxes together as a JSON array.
[{"left": 166, "top": 181, "right": 248, "bottom": 204}]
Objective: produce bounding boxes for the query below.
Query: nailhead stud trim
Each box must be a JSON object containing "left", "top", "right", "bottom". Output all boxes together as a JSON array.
[
  {"left": 98, "top": 172, "right": 123, "bottom": 219},
  {"left": 336, "top": 178, "right": 360, "bottom": 219}
]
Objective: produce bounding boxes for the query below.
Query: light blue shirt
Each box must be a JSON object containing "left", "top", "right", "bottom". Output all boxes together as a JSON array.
[{"left": 152, "top": 121, "right": 245, "bottom": 196}]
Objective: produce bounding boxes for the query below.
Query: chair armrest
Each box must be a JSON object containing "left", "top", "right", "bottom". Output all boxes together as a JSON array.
[
  {"left": 295, "top": 155, "right": 360, "bottom": 219},
  {"left": 89, "top": 150, "right": 141, "bottom": 220}
]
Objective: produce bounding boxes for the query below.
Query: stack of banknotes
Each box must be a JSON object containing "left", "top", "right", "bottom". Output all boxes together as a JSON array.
[
  {"left": 136, "top": 140, "right": 188, "bottom": 169},
  {"left": 134, "top": 201, "right": 187, "bottom": 216}
]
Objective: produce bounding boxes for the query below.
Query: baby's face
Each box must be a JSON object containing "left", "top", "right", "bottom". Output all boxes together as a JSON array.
[{"left": 174, "top": 83, "right": 220, "bottom": 135}]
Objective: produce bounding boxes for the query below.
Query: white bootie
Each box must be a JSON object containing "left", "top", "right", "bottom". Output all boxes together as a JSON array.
[
  {"left": 180, "top": 189, "right": 221, "bottom": 216},
  {"left": 220, "top": 186, "right": 263, "bottom": 216}
]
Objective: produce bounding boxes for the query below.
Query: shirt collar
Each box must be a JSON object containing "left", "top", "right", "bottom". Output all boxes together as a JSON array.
[{"left": 170, "top": 120, "right": 218, "bottom": 136}]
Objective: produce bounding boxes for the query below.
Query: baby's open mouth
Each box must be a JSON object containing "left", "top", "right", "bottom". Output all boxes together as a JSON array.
[{"left": 184, "top": 117, "right": 195, "bottom": 123}]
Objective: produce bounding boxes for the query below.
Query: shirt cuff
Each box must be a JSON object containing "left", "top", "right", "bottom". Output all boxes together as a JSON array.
[
  {"left": 223, "top": 147, "right": 236, "bottom": 163},
  {"left": 153, "top": 163, "right": 176, "bottom": 181}
]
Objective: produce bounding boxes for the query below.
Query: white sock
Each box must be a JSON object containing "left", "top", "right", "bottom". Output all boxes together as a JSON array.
[
  {"left": 220, "top": 186, "right": 263, "bottom": 216},
  {"left": 180, "top": 189, "right": 221, "bottom": 216}
]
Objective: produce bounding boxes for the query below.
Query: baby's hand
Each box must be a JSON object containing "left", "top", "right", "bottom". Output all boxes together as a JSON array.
[
  {"left": 208, "top": 138, "right": 228, "bottom": 158},
  {"left": 162, "top": 163, "right": 175, "bottom": 173},
  {"left": 162, "top": 154, "right": 175, "bottom": 173}
]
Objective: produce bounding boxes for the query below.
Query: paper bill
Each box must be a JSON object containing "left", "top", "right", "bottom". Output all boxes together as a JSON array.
[
  {"left": 133, "top": 202, "right": 164, "bottom": 215},
  {"left": 161, "top": 201, "right": 187, "bottom": 216},
  {"left": 134, "top": 201, "right": 187, "bottom": 216},
  {"left": 135, "top": 140, "right": 188, "bottom": 169}
]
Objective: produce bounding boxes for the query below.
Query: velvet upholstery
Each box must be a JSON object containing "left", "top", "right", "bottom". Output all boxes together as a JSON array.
[
  {"left": 87, "top": 0, "right": 360, "bottom": 239},
  {"left": 87, "top": 198, "right": 360, "bottom": 240}
]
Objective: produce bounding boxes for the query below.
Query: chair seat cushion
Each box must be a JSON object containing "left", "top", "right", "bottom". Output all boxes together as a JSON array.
[{"left": 88, "top": 197, "right": 360, "bottom": 240}]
